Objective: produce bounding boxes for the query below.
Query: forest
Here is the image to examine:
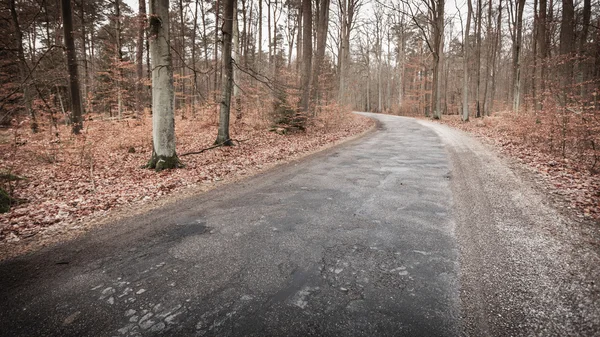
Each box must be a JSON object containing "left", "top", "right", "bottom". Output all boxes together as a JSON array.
[{"left": 0, "top": 0, "right": 599, "bottom": 245}]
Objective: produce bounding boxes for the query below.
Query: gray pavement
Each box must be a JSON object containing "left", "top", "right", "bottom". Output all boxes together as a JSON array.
[{"left": 1, "top": 113, "right": 598, "bottom": 337}]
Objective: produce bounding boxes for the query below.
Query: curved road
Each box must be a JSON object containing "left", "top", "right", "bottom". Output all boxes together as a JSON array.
[{"left": 0, "top": 113, "right": 598, "bottom": 336}]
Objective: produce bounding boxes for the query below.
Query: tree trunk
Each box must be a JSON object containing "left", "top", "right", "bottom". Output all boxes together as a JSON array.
[
  {"left": 115, "top": 0, "right": 123, "bottom": 119},
  {"left": 337, "top": 0, "right": 358, "bottom": 105},
  {"left": 576, "top": 0, "right": 590, "bottom": 95},
  {"left": 299, "top": 0, "right": 312, "bottom": 112},
  {"left": 233, "top": 0, "right": 242, "bottom": 120},
  {"left": 488, "top": 0, "right": 502, "bottom": 113},
  {"left": 462, "top": 0, "right": 472, "bottom": 121},
  {"left": 537, "top": 0, "right": 547, "bottom": 106},
  {"left": 296, "top": 2, "right": 302, "bottom": 73},
  {"left": 475, "top": 0, "right": 482, "bottom": 118},
  {"left": 137, "top": 0, "right": 147, "bottom": 116},
  {"left": 214, "top": 0, "right": 221, "bottom": 101},
  {"left": 147, "top": 0, "right": 181, "bottom": 170},
  {"left": 61, "top": 0, "right": 83, "bottom": 134},
  {"left": 559, "top": 0, "right": 575, "bottom": 102},
  {"left": 191, "top": 0, "right": 199, "bottom": 110},
  {"left": 215, "top": 0, "right": 235, "bottom": 146},
  {"left": 431, "top": 0, "right": 444, "bottom": 119},
  {"left": 258, "top": 0, "right": 262, "bottom": 64},
  {"left": 9, "top": 0, "right": 38, "bottom": 132},
  {"left": 483, "top": 0, "right": 493, "bottom": 116},
  {"left": 511, "top": 0, "right": 525, "bottom": 113},
  {"left": 311, "top": 0, "right": 330, "bottom": 111},
  {"left": 178, "top": 0, "right": 187, "bottom": 115}
]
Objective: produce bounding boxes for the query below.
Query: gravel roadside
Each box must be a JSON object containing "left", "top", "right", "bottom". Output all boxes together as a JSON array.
[{"left": 422, "top": 120, "right": 600, "bottom": 336}]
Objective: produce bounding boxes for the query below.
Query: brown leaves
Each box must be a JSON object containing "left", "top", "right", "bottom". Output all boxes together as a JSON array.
[{"left": 439, "top": 114, "right": 600, "bottom": 221}]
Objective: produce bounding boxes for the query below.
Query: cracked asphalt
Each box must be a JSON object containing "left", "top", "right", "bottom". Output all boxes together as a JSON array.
[{"left": 1, "top": 113, "right": 598, "bottom": 336}]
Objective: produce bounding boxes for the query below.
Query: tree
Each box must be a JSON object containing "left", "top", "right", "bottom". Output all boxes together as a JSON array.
[
  {"left": 9, "top": 0, "right": 37, "bottom": 132},
  {"left": 146, "top": 0, "right": 181, "bottom": 170},
  {"left": 338, "top": 0, "right": 361, "bottom": 104},
  {"left": 298, "top": 0, "right": 312, "bottom": 112},
  {"left": 462, "top": 0, "right": 472, "bottom": 121},
  {"left": 215, "top": 0, "right": 235, "bottom": 146},
  {"left": 311, "top": 0, "right": 331, "bottom": 109},
  {"left": 61, "top": 0, "right": 84, "bottom": 134},
  {"left": 510, "top": 0, "right": 525, "bottom": 113},
  {"left": 136, "top": 0, "right": 148, "bottom": 115}
]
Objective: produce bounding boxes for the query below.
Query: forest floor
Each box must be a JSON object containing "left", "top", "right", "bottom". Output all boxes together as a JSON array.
[
  {"left": 0, "top": 108, "right": 373, "bottom": 260},
  {"left": 434, "top": 114, "right": 600, "bottom": 224}
]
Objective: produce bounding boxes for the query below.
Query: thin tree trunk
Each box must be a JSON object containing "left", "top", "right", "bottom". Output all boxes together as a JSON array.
[
  {"left": 299, "top": 0, "right": 312, "bottom": 112},
  {"left": 137, "top": 0, "right": 147, "bottom": 115},
  {"left": 296, "top": 2, "right": 302, "bottom": 73},
  {"left": 432, "top": 0, "right": 444, "bottom": 119},
  {"left": 463, "top": 0, "right": 472, "bottom": 121},
  {"left": 115, "top": 0, "right": 123, "bottom": 118},
  {"left": 489, "top": 0, "right": 502, "bottom": 113},
  {"left": 311, "top": 0, "right": 330, "bottom": 111},
  {"left": 558, "top": 0, "right": 574, "bottom": 111},
  {"left": 267, "top": 0, "right": 272, "bottom": 67},
  {"left": 61, "top": 0, "right": 83, "bottom": 134},
  {"left": 79, "top": 1, "right": 89, "bottom": 106},
  {"left": 511, "top": 0, "right": 525, "bottom": 113},
  {"left": 178, "top": 0, "right": 187, "bottom": 115},
  {"left": 214, "top": 0, "right": 221, "bottom": 101},
  {"left": 10, "top": 0, "right": 38, "bottom": 132},
  {"left": 233, "top": 0, "right": 241, "bottom": 120},
  {"left": 538, "top": 0, "right": 547, "bottom": 107},
  {"left": 191, "top": 0, "right": 200, "bottom": 109},
  {"left": 215, "top": 0, "right": 235, "bottom": 145},
  {"left": 258, "top": 0, "right": 262, "bottom": 63},
  {"left": 475, "top": 0, "right": 482, "bottom": 118},
  {"left": 483, "top": 0, "right": 493, "bottom": 115}
]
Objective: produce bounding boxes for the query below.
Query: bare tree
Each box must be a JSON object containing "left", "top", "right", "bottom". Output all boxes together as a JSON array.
[
  {"left": 9, "top": 0, "right": 37, "bottom": 132},
  {"left": 462, "top": 0, "right": 472, "bottom": 121},
  {"left": 61, "top": 0, "right": 84, "bottom": 134},
  {"left": 215, "top": 0, "right": 235, "bottom": 145},
  {"left": 311, "top": 0, "right": 331, "bottom": 109},
  {"left": 338, "top": 0, "right": 361, "bottom": 104},
  {"left": 136, "top": 0, "right": 148, "bottom": 115},
  {"left": 146, "top": 0, "right": 181, "bottom": 170},
  {"left": 299, "top": 0, "right": 312, "bottom": 112},
  {"left": 509, "top": 0, "right": 525, "bottom": 113}
]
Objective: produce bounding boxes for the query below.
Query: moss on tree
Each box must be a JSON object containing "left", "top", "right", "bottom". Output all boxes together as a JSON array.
[{"left": 144, "top": 152, "right": 184, "bottom": 171}]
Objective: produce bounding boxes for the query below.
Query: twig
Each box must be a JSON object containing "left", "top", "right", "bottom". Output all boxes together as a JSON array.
[{"left": 180, "top": 139, "right": 249, "bottom": 157}]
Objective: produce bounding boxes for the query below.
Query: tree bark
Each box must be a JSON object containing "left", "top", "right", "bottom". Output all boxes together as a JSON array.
[
  {"left": 489, "top": 0, "right": 502, "bottom": 114},
  {"left": 137, "top": 0, "right": 147, "bottom": 116},
  {"left": 537, "top": 0, "right": 547, "bottom": 100},
  {"left": 214, "top": 0, "right": 221, "bottom": 101},
  {"left": 61, "top": 0, "right": 83, "bottom": 134},
  {"left": 511, "top": 0, "right": 525, "bottom": 113},
  {"left": 9, "top": 0, "right": 38, "bottom": 132},
  {"left": 475, "top": 0, "right": 482, "bottom": 118},
  {"left": 299, "top": 0, "right": 312, "bottom": 112},
  {"left": 233, "top": 0, "right": 242, "bottom": 120},
  {"left": 559, "top": 0, "right": 575, "bottom": 97},
  {"left": 462, "top": 0, "right": 472, "bottom": 121},
  {"left": 147, "top": 0, "right": 181, "bottom": 170},
  {"left": 311, "top": 0, "right": 330, "bottom": 110},
  {"left": 215, "top": 0, "right": 235, "bottom": 146},
  {"left": 115, "top": 0, "right": 123, "bottom": 118},
  {"left": 431, "top": 0, "right": 444, "bottom": 119}
]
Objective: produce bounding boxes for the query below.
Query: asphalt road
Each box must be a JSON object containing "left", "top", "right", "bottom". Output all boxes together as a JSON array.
[{"left": 0, "top": 113, "right": 598, "bottom": 337}]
